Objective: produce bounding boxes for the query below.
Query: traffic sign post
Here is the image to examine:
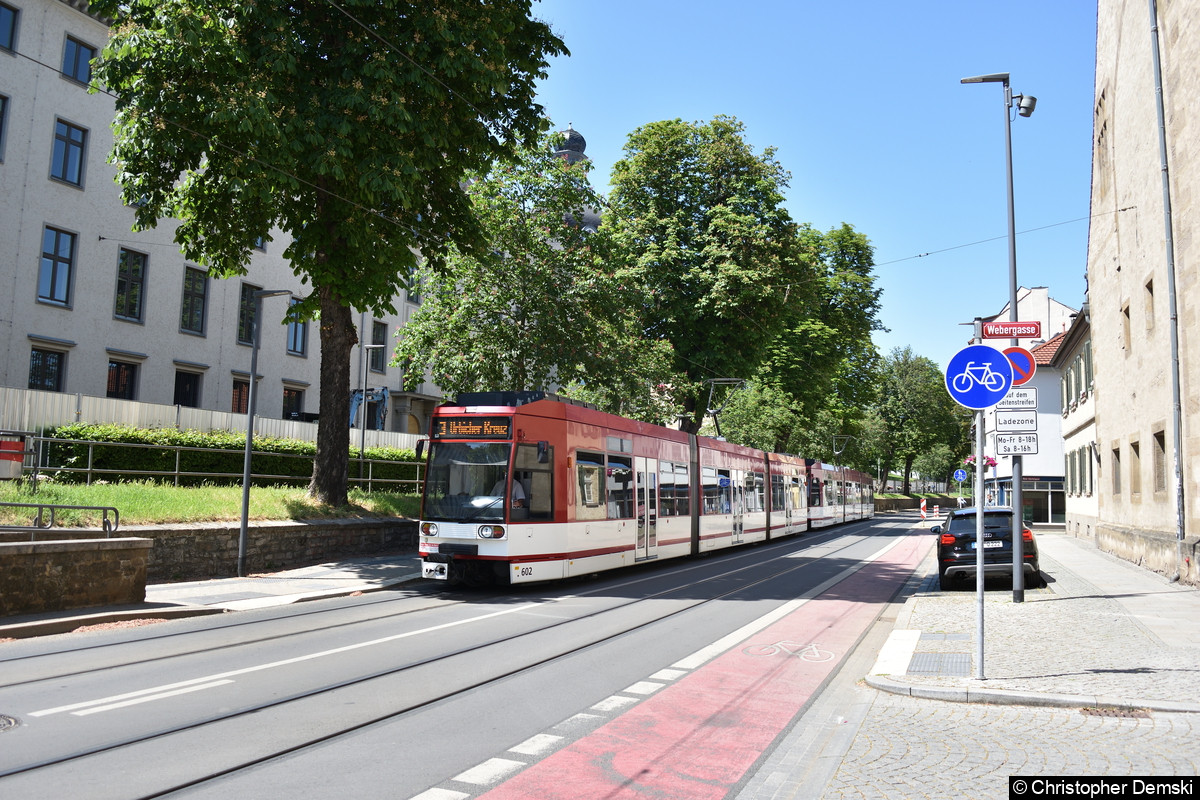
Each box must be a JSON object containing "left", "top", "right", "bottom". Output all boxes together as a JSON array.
[
  {"left": 944, "top": 345, "right": 1015, "bottom": 410},
  {"left": 1003, "top": 346, "right": 1037, "bottom": 386},
  {"left": 981, "top": 320, "right": 1042, "bottom": 339}
]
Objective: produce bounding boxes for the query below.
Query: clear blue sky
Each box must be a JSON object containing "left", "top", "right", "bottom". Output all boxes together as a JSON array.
[{"left": 531, "top": 0, "right": 1098, "bottom": 372}]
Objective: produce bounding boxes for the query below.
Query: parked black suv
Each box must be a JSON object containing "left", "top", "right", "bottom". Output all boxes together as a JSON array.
[{"left": 932, "top": 506, "right": 1042, "bottom": 590}]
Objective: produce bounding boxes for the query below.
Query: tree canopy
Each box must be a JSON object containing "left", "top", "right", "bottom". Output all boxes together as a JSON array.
[
  {"left": 606, "top": 116, "right": 814, "bottom": 431},
  {"left": 90, "top": 0, "right": 566, "bottom": 504},
  {"left": 872, "top": 346, "right": 970, "bottom": 492},
  {"left": 395, "top": 131, "right": 674, "bottom": 412}
]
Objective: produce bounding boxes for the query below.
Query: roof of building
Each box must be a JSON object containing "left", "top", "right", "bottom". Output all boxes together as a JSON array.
[{"left": 1030, "top": 331, "right": 1067, "bottom": 365}]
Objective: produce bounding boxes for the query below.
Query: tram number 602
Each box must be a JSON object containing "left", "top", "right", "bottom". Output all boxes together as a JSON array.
[{"left": 518, "top": 566, "right": 535, "bottom": 577}]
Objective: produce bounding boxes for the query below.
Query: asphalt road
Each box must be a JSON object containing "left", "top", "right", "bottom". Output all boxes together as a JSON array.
[{"left": 0, "top": 516, "right": 923, "bottom": 799}]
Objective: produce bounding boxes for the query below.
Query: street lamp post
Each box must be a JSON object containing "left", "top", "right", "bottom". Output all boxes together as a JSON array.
[
  {"left": 961, "top": 72, "right": 1036, "bottom": 603},
  {"left": 238, "top": 289, "right": 292, "bottom": 578},
  {"left": 833, "top": 435, "right": 853, "bottom": 525},
  {"left": 358, "top": 344, "right": 387, "bottom": 484}
]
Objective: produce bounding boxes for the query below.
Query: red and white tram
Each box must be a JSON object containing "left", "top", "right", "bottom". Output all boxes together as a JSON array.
[{"left": 417, "top": 392, "right": 874, "bottom": 586}]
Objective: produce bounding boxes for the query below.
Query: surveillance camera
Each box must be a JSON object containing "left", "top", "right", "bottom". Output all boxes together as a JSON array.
[{"left": 1017, "top": 95, "right": 1037, "bottom": 117}]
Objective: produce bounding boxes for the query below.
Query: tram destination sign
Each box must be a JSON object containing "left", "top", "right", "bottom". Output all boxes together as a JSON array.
[{"left": 432, "top": 416, "right": 513, "bottom": 439}]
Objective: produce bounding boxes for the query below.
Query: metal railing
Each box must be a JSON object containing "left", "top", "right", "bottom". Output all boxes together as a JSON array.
[
  {"left": 0, "top": 501, "right": 120, "bottom": 538},
  {"left": 17, "top": 436, "right": 423, "bottom": 494}
]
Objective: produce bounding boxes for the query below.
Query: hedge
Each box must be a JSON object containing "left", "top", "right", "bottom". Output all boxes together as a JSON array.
[{"left": 44, "top": 423, "right": 422, "bottom": 490}]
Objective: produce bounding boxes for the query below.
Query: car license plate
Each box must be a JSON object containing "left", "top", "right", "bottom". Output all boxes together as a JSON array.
[{"left": 970, "top": 540, "right": 1004, "bottom": 549}]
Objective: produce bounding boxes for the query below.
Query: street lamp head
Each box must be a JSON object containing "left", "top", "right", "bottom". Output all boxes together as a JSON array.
[
  {"left": 960, "top": 72, "right": 1010, "bottom": 84},
  {"left": 1016, "top": 94, "right": 1037, "bottom": 117}
]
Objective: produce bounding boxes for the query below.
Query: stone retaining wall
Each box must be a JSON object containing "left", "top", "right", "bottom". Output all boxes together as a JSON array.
[
  {"left": 1097, "top": 523, "right": 1200, "bottom": 586},
  {"left": 0, "top": 518, "right": 418, "bottom": 617},
  {"left": 0, "top": 537, "right": 152, "bottom": 616},
  {"left": 126, "top": 518, "right": 419, "bottom": 582}
]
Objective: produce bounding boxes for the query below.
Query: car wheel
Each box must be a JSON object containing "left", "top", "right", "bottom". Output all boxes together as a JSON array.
[
  {"left": 938, "top": 572, "right": 961, "bottom": 592},
  {"left": 1030, "top": 570, "right": 1046, "bottom": 588}
]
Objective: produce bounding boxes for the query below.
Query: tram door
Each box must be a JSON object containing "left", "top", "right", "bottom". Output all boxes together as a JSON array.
[
  {"left": 731, "top": 470, "right": 745, "bottom": 544},
  {"left": 635, "top": 457, "right": 658, "bottom": 561}
]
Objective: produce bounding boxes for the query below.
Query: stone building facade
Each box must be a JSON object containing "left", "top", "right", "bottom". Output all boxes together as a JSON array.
[
  {"left": 1087, "top": 0, "right": 1197, "bottom": 581},
  {"left": 0, "top": 0, "right": 442, "bottom": 434}
]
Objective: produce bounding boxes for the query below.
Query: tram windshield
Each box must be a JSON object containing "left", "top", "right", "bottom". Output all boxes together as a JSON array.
[{"left": 422, "top": 441, "right": 514, "bottom": 523}]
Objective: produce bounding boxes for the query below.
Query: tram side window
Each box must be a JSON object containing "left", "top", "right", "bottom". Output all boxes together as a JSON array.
[
  {"left": 790, "top": 477, "right": 805, "bottom": 510},
  {"left": 659, "top": 462, "right": 677, "bottom": 517},
  {"left": 825, "top": 480, "right": 836, "bottom": 506},
  {"left": 514, "top": 443, "right": 553, "bottom": 520},
  {"left": 576, "top": 451, "right": 606, "bottom": 521},
  {"left": 703, "top": 467, "right": 732, "bottom": 514},
  {"left": 607, "top": 455, "right": 634, "bottom": 519},
  {"left": 808, "top": 477, "right": 823, "bottom": 507},
  {"left": 745, "top": 472, "right": 765, "bottom": 513},
  {"left": 674, "top": 462, "right": 690, "bottom": 516},
  {"left": 659, "top": 461, "right": 692, "bottom": 517},
  {"left": 771, "top": 473, "right": 784, "bottom": 512}
]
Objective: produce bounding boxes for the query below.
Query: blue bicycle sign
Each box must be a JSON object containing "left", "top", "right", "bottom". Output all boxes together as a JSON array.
[{"left": 945, "top": 345, "right": 1014, "bottom": 410}]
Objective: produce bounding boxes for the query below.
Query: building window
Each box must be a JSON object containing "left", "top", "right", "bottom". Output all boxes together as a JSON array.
[
  {"left": 0, "top": 94, "right": 9, "bottom": 162},
  {"left": 174, "top": 371, "right": 201, "bottom": 408},
  {"left": 232, "top": 379, "right": 249, "bottom": 414},
  {"left": 50, "top": 119, "right": 86, "bottom": 186},
  {"left": 1144, "top": 279, "right": 1154, "bottom": 331},
  {"left": 1111, "top": 447, "right": 1121, "bottom": 496},
  {"left": 286, "top": 297, "right": 307, "bottom": 356},
  {"left": 1121, "top": 303, "right": 1131, "bottom": 352},
  {"left": 1153, "top": 430, "right": 1167, "bottom": 493},
  {"left": 370, "top": 320, "right": 387, "bottom": 372},
  {"left": 28, "top": 348, "right": 65, "bottom": 392},
  {"left": 180, "top": 267, "right": 208, "bottom": 334},
  {"left": 283, "top": 387, "right": 304, "bottom": 419},
  {"left": 237, "top": 283, "right": 261, "bottom": 345},
  {"left": 39, "top": 226, "right": 75, "bottom": 305},
  {"left": 107, "top": 361, "right": 138, "bottom": 400},
  {"left": 406, "top": 268, "right": 421, "bottom": 304},
  {"left": 1, "top": 2, "right": 18, "bottom": 52},
  {"left": 114, "top": 248, "right": 147, "bottom": 321},
  {"left": 1129, "top": 440, "right": 1141, "bottom": 496},
  {"left": 61, "top": 36, "right": 95, "bottom": 84}
]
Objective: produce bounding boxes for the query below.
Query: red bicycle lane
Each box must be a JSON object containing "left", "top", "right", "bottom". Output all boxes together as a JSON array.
[{"left": 479, "top": 532, "right": 933, "bottom": 800}]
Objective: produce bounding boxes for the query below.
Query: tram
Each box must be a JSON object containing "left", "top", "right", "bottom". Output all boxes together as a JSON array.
[{"left": 416, "top": 391, "right": 874, "bottom": 586}]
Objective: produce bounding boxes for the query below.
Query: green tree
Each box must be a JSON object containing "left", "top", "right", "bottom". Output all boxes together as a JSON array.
[
  {"left": 90, "top": 0, "right": 566, "bottom": 506},
  {"left": 874, "top": 347, "right": 968, "bottom": 493},
  {"left": 607, "top": 116, "right": 814, "bottom": 431},
  {"left": 395, "top": 131, "right": 674, "bottom": 410}
]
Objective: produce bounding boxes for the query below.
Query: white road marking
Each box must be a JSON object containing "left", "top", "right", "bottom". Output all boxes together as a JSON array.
[
  {"left": 409, "top": 789, "right": 469, "bottom": 800},
  {"left": 509, "top": 733, "right": 563, "bottom": 756},
  {"left": 591, "top": 695, "right": 639, "bottom": 712},
  {"left": 73, "top": 681, "right": 234, "bottom": 716},
  {"left": 649, "top": 668, "right": 687, "bottom": 681},
  {"left": 30, "top": 603, "right": 542, "bottom": 717},
  {"left": 452, "top": 757, "right": 525, "bottom": 785},
  {"left": 869, "top": 629, "right": 922, "bottom": 675},
  {"left": 622, "top": 680, "right": 664, "bottom": 696}
]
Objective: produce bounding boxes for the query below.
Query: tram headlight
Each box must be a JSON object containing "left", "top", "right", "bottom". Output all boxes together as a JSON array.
[
  {"left": 478, "top": 525, "right": 506, "bottom": 539},
  {"left": 421, "top": 522, "right": 439, "bottom": 536}
]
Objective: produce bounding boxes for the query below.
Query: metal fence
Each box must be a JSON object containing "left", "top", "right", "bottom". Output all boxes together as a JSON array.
[
  {"left": 0, "top": 500, "right": 120, "bottom": 537},
  {"left": 15, "top": 435, "right": 424, "bottom": 494},
  {"left": 0, "top": 386, "right": 422, "bottom": 451}
]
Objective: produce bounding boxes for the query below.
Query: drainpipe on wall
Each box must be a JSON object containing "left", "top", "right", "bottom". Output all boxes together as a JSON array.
[{"left": 1148, "top": 0, "right": 1186, "bottom": 575}]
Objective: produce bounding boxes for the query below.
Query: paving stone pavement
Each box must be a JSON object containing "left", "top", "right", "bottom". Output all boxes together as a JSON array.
[{"left": 738, "top": 528, "right": 1200, "bottom": 800}]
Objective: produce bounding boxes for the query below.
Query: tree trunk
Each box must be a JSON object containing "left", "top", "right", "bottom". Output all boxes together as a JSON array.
[{"left": 309, "top": 286, "right": 355, "bottom": 507}]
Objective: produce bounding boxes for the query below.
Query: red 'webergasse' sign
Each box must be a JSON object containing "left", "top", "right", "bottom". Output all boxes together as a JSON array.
[{"left": 981, "top": 320, "right": 1042, "bottom": 339}]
